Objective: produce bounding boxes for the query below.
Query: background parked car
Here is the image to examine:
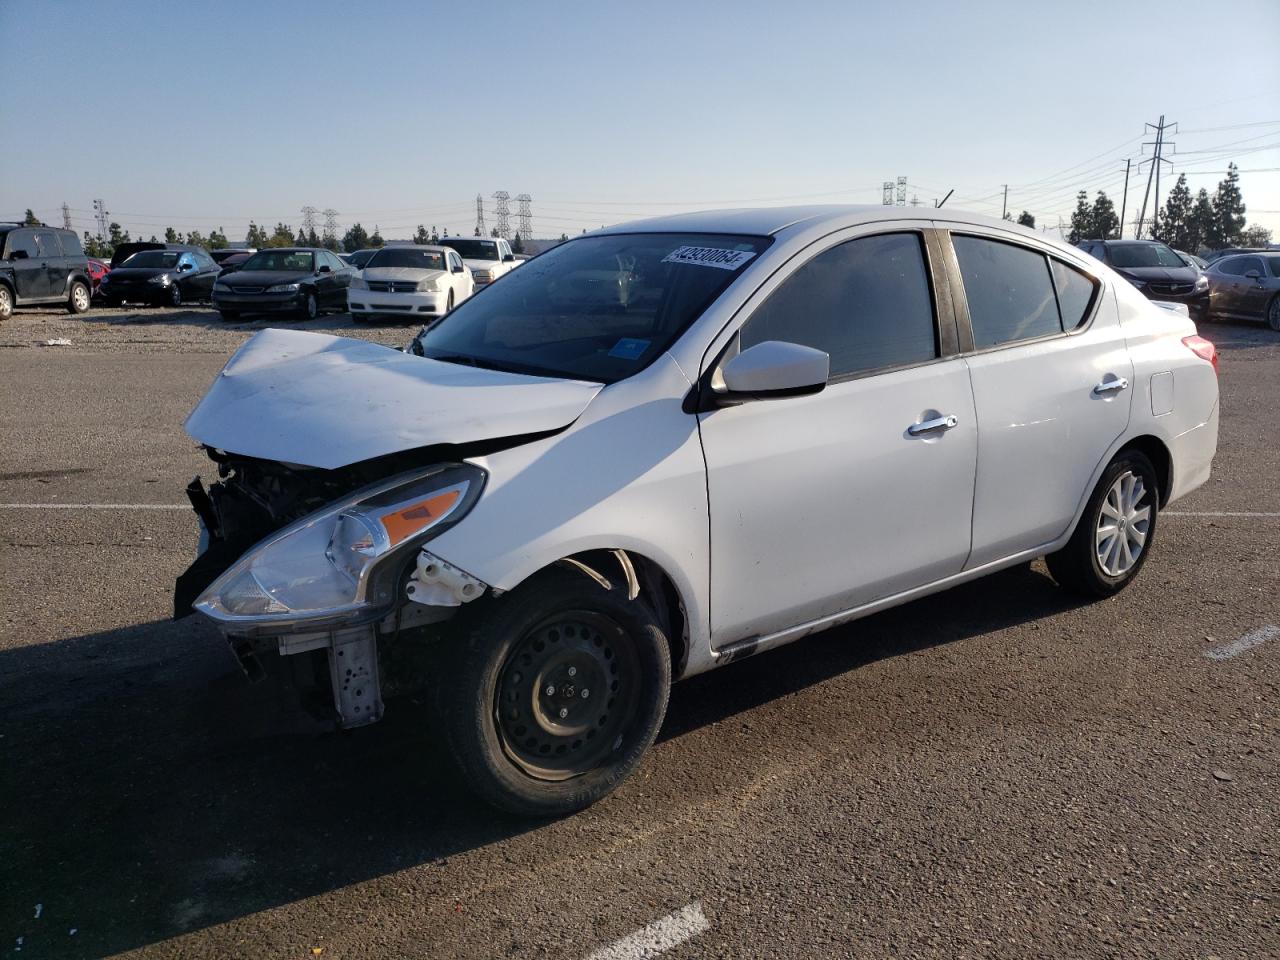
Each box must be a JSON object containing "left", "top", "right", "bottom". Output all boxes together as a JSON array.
[
  {"left": 345, "top": 248, "right": 379, "bottom": 270},
  {"left": 0, "top": 223, "right": 92, "bottom": 320},
  {"left": 1202, "top": 247, "right": 1272, "bottom": 264},
  {"left": 1077, "top": 239, "right": 1208, "bottom": 319},
  {"left": 1204, "top": 252, "right": 1280, "bottom": 330},
  {"left": 211, "top": 247, "right": 354, "bottom": 321},
  {"left": 87, "top": 258, "right": 110, "bottom": 299},
  {"left": 210, "top": 248, "right": 256, "bottom": 267},
  {"left": 216, "top": 252, "right": 253, "bottom": 276},
  {"left": 99, "top": 247, "right": 221, "bottom": 307},
  {"left": 437, "top": 236, "right": 520, "bottom": 287},
  {"left": 1175, "top": 250, "right": 1207, "bottom": 270},
  {"left": 348, "top": 244, "right": 473, "bottom": 323}
]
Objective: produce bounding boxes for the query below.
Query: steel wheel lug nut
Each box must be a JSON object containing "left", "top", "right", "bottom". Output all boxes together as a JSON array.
[
  {"left": 581, "top": 689, "right": 590, "bottom": 698},
  {"left": 545, "top": 684, "right": 555, "bottom": 696},
  {"left": 558, "top": 707, "right": 568, "bottom": 719},
  {"left": 567, "top": 666, "right": 577, "bottom": 677}
]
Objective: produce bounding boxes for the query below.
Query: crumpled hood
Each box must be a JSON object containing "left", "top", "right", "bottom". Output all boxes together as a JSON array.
[{"left": 184, "top": 328, "right": 603, "bottom": 469}]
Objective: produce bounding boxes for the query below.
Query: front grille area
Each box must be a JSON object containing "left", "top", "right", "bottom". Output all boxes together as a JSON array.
[
  {"left": 1150, "top": 283, "right": 1194, "bottom": 296},
  {"left": 367, "top": 281, "right": 418, "bottom": 293},
  {"left": 231, "top": 286, "right": 264, "bottom": 294}
]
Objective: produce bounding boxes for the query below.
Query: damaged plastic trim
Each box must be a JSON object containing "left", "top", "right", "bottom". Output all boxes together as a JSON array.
[{"left": 406, "top": 550, "right": 488, "bottom": 607}]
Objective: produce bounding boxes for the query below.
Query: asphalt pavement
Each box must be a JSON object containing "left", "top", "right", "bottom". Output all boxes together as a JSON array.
[{"left": 1, "top": 304, "right": 1276, "bottom": 959}]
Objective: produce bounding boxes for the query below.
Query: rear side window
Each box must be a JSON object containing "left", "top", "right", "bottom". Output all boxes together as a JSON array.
[
  {"left": 57, "top": 232, "right": 84, "bottom": 257},
  {"left": 741, "top": 232, "right": 938, "bottom": 378},
  {"left": 953, "top": 235, "right": 1061, "bottom": 348},
  {"left": 1049, "top": 259, "right": 1099, "bottom": 330}
]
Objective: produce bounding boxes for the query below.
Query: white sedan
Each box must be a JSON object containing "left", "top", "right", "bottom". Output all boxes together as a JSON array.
[
  {"left": 347, "top": 245, "right": 473, "bottom": 322},
  {"left": 179, "top": 206, "right": 1219, "bottom": 816}
]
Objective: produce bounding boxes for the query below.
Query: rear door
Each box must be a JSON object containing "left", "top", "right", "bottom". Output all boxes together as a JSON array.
[
  {"left": 35, "top": 230, "right": 69, "bottom": 299},
  {"left": 941, "top": 228, "right": 1133, "bottom": 567},
  {"left": 699, "top": 226, "right": 978, "bottom": 646}
]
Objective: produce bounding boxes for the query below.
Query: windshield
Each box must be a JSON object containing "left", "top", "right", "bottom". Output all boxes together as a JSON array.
[
  {"left": 240, "top": 250, "right": 314, "bottom": 272},
  {"left": 367, "top": 248, "right": 446, "bottom": 271},
  {"left": 440, "top": 238, "right": 501, "bottom": 261},
  {"left": 348, "top": 249, "right": 378, "bottom": 268},
  {"left": 122, "top": 250, "right": 181, "bottom": 268},
  {"left": 412, "top": 232, "right": 771, "bottom": 383},
  {"left": 1109, "top": 243, "right": 1185, "bottom": 268}
]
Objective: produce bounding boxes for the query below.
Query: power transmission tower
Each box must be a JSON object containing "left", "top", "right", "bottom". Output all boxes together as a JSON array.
[
  {"left": 492, "top": 191, "right": 511, "bottom": 239},
  {"left": 882, "top": 181, "right": 895, "bottom": 205},
  {"left": 474, "top": 194, "right": 487, "bottom": 237},
  {"left": 1136, "top": 115, "right": 1176, "bottom": 240},
  {"left": 93, "top": 199, "right": 108, "bottom": 241},
  {"left": 61, "top": 202, "right": 72, "bottom": 230},
  {"left": 301, "top": 206, "right": 318, "bottom": 239},
  {"left": 515, "top": 194, "right": 532, "bottom": 239},
  {"left": 896, "top": 177, "right": 907, "bottom": 206},
  {"left": 322, "top": 209, "right": 340, "bottom": 245},
  {"left": 910, "top": 194, "right": 920, "bottom": 207},
  {"left": 1118, "top": 159, "right": 1131, "bottom": 240}
]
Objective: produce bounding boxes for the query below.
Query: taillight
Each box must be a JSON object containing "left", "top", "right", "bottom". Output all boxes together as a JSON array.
[{"left": 1182, "top": 334, "right": 1218, "bottom": 375}]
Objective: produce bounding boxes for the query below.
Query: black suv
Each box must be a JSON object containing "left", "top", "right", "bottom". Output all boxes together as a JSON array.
[
  {"left": 0, "top": 224, "right": 93, "bottom": 321},
  {"left": 1077, "top": 239, "right": 1208, "bottom": 319}
]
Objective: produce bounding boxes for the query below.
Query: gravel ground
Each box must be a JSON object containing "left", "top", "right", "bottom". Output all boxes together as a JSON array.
[{"left": 0, "top": 306, "right": 1276, "bottom": 959}]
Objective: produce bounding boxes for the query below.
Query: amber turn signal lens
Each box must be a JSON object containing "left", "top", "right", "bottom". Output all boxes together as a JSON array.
[{"left": 379, "top": 489, "right": 461, "bottom": 546}]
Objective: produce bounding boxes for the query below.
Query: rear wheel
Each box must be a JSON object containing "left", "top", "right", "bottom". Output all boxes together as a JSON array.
[
  {"left": 0, "top": 284, "right": 12, "bottom": 321},
  {"left": 436, "top": 570, "right": 671, "bottom": 816},
  {"left": 67, "top": 280, "right": 90, "bottom": 314},
  {"left": 1046, "top": 451, "right": 1159, "bottom": 597},
  {"left": 1267, "top": 294, "right": 1280, "bottom": 332}
]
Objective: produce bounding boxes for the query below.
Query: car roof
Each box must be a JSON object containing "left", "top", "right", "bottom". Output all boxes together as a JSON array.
[{"left": 368, "top": 244, "right": 452, "bottom": 253}]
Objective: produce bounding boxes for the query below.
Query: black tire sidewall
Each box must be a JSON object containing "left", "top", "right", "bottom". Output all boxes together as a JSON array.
[
  {"left": 440, "top": 571, "right": 671, "bottom": 816},
  {"left": 1267, "top": 294, "right": 1280, "bottom": 332},
  {"left": 1083, "top": 452, "right": 1159, "bottom": 593},
  {"left": 303, "top": 292, "right": 317, "bottom": 319}
]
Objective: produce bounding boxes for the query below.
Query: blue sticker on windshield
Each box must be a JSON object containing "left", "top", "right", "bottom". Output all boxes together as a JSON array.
[{"left": 608, "top": 338, "right": 650, "bottom": 360}]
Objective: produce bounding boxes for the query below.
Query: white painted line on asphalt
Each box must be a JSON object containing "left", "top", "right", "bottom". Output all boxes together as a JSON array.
[
  {"left": 1205, "top": 625, "right": 1279, "bottom": 661},
  {"left": 585, "top": 902, "right": 710, "bottom": 960},
  {"left": 0, "top": 503, "right": 188, "bottom": 510},
  {"left": 1163, "top": 511, "right": 1280, "bottom": 517}
]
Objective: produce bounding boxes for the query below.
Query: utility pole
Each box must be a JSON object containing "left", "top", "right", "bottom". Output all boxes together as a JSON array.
[
  {"left": 474, "top": 194, "right": 487, "bottom": 237},
  {"left": 61, "top": 202, "right": 72, "bottom": 231},
  {"left": 935, "top": 189, "right": 954, "bottom": 209},
  {"left": 1118, "top": 159, "right": 1131, "bottom": 240},
  {"left": 1001, "top": 184, "right": 1009, "bottom": 220},
  {"left": 1136, "top": 115, "right": 1176, "bottom": 240},
  {"left": 910, "top": 194, "right": 920, "bottom": 207}
]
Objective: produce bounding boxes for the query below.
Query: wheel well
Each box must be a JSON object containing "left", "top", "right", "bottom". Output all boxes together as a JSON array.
[
  {"left": 557, "top": 549, "right": 689, "bottom": 678},
  {"left": 1118, "top": 435, "right": 1173, "bottom": 507}
]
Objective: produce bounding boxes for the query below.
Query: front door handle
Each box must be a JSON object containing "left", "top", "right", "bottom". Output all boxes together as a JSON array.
[
  {"left": 1093, "top": 377, "right": 1129, "bottom": 395},
  {"left": 908, "top": 414, "right": 959, "bottom": 436}
]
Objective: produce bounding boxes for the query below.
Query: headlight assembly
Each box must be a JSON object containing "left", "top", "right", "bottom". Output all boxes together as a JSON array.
[
  {"left": 1193, "top": 275, "right": 1209, "bottom": 292},
  {"left": 349, "top": 277, "right": 368, "bottom": 289},
  {"left": 266, "top": 282, "right": 301, "bottom": 293},
  {"left": 417, "top": 276, "right": 440, "bottom": 292},
  {"left": 148, "top": 274, "right": 171, "bottom": 285},
  {"left": 194, "top": 463, "right": 484, "bottom": 629}
]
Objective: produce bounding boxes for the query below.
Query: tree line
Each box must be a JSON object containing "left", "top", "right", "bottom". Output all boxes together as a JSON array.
[{"left": 1065, "top": 164, "right": 1271, "bottom": 251}]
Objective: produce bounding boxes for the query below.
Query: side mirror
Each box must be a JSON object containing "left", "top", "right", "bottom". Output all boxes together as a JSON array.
[
  {"left": 9, "top": 250, "right": 28, "bottom": 260},
  {"left": 716, "top": 340, "right": 829, "bottom": 401},
  {"left": 318, "top": 264, "right": 331, "bottom": 273},
  {"left": 1244, "top": 269, "right": 1262, "bottom": 279},
  {"left": 178, "top": 262, "right": 193, "bottom": 272},
  {"left": 503, "top": 254, "right": 514, "bottom": 262}
]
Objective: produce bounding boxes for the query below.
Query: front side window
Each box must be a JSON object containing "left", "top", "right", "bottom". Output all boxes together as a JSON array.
[
  {"left": 1238, "top": 257, "right": 1266, "bottom": 276},
  {"left": 953, "top": 235, "right": 1061, "bottom": 348},
  {"left": 1266, "top": 256, "right": 1280, "bottom": 278},
  {"left": 414, "top": 232, "right": 770, "bottom": 383},
  {"left": 741, "top": 232, "right": 938, "bottom": 378}
]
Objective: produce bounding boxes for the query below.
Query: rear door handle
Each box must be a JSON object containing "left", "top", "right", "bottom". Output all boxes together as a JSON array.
[
  {"left": 1093, "top": 377, "right": 1128, "bottom": 395},
  {"left": 908, "top": 414, "right": 959, "bottom": 436}
]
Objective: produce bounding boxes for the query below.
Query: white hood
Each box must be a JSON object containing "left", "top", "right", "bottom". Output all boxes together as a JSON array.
[
  {"left": 463, "top": 259, "right": 499, "bottom": 272},
  {"left": 361, "top": 266, "right": 445, "bottom": 282},
  {"left": 184, "top": 328, "right": 603, "bottom": 469}
]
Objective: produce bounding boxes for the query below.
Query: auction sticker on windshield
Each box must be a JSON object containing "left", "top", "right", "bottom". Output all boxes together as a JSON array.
[{"left": 661, "top": 246, "right": 757, "bottom": 271}]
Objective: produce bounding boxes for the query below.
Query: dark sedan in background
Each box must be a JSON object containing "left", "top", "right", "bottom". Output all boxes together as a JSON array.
[
  {"left": 99, "top": 247, "right": 221, "bottom": 307},
  {"left": 1204, "top": 252, "right": 1280, "bottom": 330},
  {"left": 211, "top": 247, "right": 353, "bottom": 320},
  {"left": 1077, "top": 239, "right": 1209, "bottom": 319}
]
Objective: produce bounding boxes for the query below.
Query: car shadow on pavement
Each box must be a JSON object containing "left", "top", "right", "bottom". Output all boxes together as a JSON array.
[{"left": 1, "top": 562, "right": 1082, "bottom": 957}]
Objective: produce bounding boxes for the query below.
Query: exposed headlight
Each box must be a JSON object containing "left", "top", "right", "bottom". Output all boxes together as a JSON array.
[
  {"left": 416, "top": 276, "right": 440, "bottom": 292},
  {"left": 1193, "top": 275, "right": 1209, "bottom": 292},
  {"left": 213, "top": 280, "right": 230, "bottom": 291},
  {"left": 147, "top": 274, "right": 171, "bottom": 285},
  {"left": 266, "top": 282, "right": 301, "bottom": 293},
  {"left": 349, "top": 277, "right": 368, "bottom": 290},
  {"left": 195, "top": 464, "right": 484, "bottom": 627}
]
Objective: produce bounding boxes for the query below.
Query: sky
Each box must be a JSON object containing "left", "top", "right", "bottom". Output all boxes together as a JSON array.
[{"left": 2, "top": 0, "right": 1277, "bottom": 244}]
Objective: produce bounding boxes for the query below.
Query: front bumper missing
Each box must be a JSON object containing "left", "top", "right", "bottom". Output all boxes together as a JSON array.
[{"left": 272, "top": 626, "right": 384, "bottom": 728}]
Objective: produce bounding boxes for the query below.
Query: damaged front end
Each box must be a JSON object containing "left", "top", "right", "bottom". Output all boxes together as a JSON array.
[{"left": 175, "top": 450, "right": 489, "bottom": 727}]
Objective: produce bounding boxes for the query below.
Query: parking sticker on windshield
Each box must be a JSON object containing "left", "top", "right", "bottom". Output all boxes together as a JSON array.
[
  {"left": 608, "top": 338, "right": 651, "bottom": 360},
  {"left": 661, "top": 246, "right": 757, "bottom": 271}
]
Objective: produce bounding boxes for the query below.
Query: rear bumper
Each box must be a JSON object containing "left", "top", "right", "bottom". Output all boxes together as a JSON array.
[
  {"left": 348, "top": 288, "right": 447, "bottom": 317},
  {"left": 1167, "top": 400, "right": 1219, "bottom": 504}
]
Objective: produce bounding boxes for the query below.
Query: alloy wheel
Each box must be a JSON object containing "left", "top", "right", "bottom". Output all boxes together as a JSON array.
[
  {"left": 1095, "top": 470, "right": 1152, "bottom": 577},
  {"left": 0, "top": 286, "right": 11, "bottom": 320},
  {"left": 495, "top": 611, "right": 639, "bottom": 781},
  {"left": 73, "top": 285, "right": 89, "bottom": 312}
]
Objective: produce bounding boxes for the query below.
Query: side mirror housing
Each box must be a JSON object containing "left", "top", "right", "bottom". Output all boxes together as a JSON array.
[
  {"left": 451, "top": 265, "right": 463, "bottom": 273},
  {"left": 9, "top": 250, "right": 28, "bottom": 260},
  {"left": 716, "top": 340, "right": 829, "bottom": 402},
  {"left": 1244, "top": 269, "right": 1262, "bottom": 279},
  {"left": 318, "top": 264, "right": 331, "bottom": 274},
  {"left": 503, "top": 254, "right": 515, "bottom": 262},
  {"left": 177, "top": 262, "right": 193, "bottom": 272}
]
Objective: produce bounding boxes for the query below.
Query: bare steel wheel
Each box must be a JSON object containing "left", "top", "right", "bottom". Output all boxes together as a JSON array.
[
  {"left": 1047, "top": 450, "right": 1159, "bottom": 597},
  {"left": 496, "top": 611, "right": 640, "bottom": 781},
  {"left": 436, "top": 568, "right": 671, "bottom": 816}
]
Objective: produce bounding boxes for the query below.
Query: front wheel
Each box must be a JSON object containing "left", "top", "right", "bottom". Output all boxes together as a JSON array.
[
  {"left": 300, "top": 291, "right": 318, "bottom": 320},
  {"left": 1046, "top": 451, "right": 1159, "bottom": 597},
  {"left": 0, "top": 284, "right": 12, "bottom": 321},
  {"left": 436, "top": 570, "right": 671, "bottom": 816},
  {"left": 445, "top": 289, "right": 454, "bottom": 314},
  {"left": 167, "top": 283, "right": 182, "bottom": 308},
  {"left": 1267, "top": 294, "right": 1280, "bottom": 332},
  {"left": 67, "top": 280, "right": 91, "bottom": 314}
]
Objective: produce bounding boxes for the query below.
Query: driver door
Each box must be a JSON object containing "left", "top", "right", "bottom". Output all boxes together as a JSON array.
[{"left": 698, "top": 228, "right": 977, "bottom": 647}]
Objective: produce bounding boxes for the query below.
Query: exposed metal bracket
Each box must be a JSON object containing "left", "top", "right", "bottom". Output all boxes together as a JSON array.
[
  {"left": 327, "top": 626, "right": 383, "bottom": 728},
  {"left": 406, "top": 550, "right": 487, "bottom": 607}
]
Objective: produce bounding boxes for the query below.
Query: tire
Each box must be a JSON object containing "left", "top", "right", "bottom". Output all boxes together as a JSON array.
[
  {"left": 435, "top": 569, "right": 671, "bottom": 816},
  {"left": 168, "top": 283, "right": 182, "bottom": 308},
  {"left": 1046, "top": 450, "right": 1159, "bottom": 598},
  {"left": 1267, "top": 294, "right": 1280, "bottom": 333},
  {"left": 67, "top": 280, "right": 91, "bottom": 314},
  {"left": 0, "top": 284, "right": 12, "bottom": 322},
  {"left": 300, "top": 291, "right": 318, "bottom": 320},
  {"left": 446, "top": 289, "right": 454, "bottom": 313},
  {"left": 218, "top": 310, "right": 240, "bottom": 322}
]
